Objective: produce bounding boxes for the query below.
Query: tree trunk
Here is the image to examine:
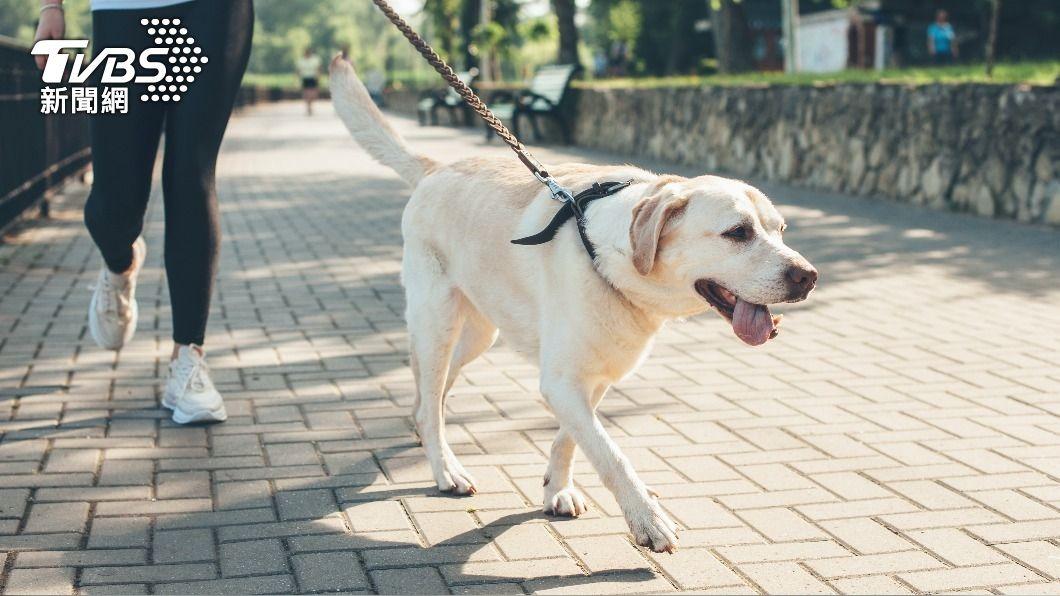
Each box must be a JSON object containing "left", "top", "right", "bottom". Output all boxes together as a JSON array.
[
  {"left": 460, "top": 0, "right": 481, "bottom": 71},
  {"left": 985, "top": 0, "right": 1001, "bottom": 77},
  {"left": 710, "top": 0, "right": 755, "bottom": 74},
  {"left": 552, "top": 0, "right": 580, "bottom": 67}
]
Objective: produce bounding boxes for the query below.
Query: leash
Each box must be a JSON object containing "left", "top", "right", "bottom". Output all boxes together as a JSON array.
[{"left": 370, "top": 0, "right": 631, "bottom": 260}]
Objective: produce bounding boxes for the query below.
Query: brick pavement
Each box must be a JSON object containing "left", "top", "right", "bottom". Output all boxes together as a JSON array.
[{"left": 0, "top": 100, "right": 1058, "bottom": 594}]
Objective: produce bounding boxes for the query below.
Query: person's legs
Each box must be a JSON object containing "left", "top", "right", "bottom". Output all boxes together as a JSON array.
[
  {"left": 83, "top": 9, "right": 166, "bottom": 350},
  {"left": 84, "top": 10, "right": 165, "bottom": 274},
  {"left": 161, "top": 0, "right": 253, "bottom": 349},
  {"left": 156, "top": 0, "right": 252, "bottom": 423},
  {"left": 302, "top": 80, "right": 318, "bottom": 115}
]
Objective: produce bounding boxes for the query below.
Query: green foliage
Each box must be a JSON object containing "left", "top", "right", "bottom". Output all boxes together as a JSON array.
[
  {"left": 0, "top": 0, "right": 91, "bottom": 45},
  {"left": 248, "top": 0, "right": 438, "bottom": 85},
  {"left": 513, "top": 16, "right": 559, "bottom": 77},
  {"left": 607, "top": 0, "right": 641, "bottom": 51},
  {"left": 423, "top": 0, "right": 462, "bottom": 61},
  {"left": 521, "top": 17, "right": 553, "bottom": 44},
  {"left": 583, "top": 60, "right": 1059, "bottom": 88},
  {"left": 6, "top": 0, "right": 1048, "bottom": 90},
  {"left": 472, "top": 21, "right": 508, "bottom": 53},
  {"left": 0, "top": 0, "right": 38, "bottom": 43}
]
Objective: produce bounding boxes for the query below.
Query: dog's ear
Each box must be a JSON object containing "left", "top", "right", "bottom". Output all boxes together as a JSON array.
[{"left": 629, "top": 188, "right": 689, "bottom": 275}]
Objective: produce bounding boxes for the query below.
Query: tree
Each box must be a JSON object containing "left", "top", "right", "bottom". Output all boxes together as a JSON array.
[
  {"left": 460, "top": 0, "right": 482, "bottom": 69},
  {"left": 984, "top": 0, "right": 1001, "bottom": 76},
  {"left": 0, "top": 0, "right": 36, "bottom": 43},
  {"left": 552, "top": 0, "right": 580, "bottom": 67},
  {"left": 423, "top": 0, "right": 462, "bottom": 62},
  {"left": 638, "top": 0, "right": 711, "bottom": 75},
  {"left": 709, "top": 0, "right": 754, "bottom": 74},
  {"left": 0, "top": 0, "right": 91, "bottom": 46}
]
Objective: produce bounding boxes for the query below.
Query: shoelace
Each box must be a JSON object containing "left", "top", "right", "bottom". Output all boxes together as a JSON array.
[
  {"left": 174, "top": 352, "right": 211, "bottom": 393},
  {"left": 92, "top": 271, "right": 129, "bottom": 318}
]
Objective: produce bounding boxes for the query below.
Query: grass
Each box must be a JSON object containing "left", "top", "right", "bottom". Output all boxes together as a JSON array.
[
  {"left": 580, "top": 61, "right": 1060, "bottom": 89},
  {"left": 242, "top": 61, "right": 1058, "bottom": 92}
]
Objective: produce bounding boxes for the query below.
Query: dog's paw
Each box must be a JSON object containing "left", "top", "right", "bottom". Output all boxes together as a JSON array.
[
  {"left": 628, "top": 499, "right": 679, "bottom": 554},
  {"left": 544, "top": 486, "right": 589, "bottom": 517},
  {"left": 436, "top": 463, "right": 477, "bottom": 496}
]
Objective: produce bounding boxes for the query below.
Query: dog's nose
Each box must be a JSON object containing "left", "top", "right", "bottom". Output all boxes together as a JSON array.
[{"left": 785, "top": 264, "right": 818, "bottom": 299}]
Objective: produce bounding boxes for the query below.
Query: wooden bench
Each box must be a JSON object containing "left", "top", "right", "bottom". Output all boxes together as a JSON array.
[
  {"left": 417, "top": 69, "right": 478, "bottom": 126},
  {"left": 486, "top": 64, "right": 578, "bottom": 144}
]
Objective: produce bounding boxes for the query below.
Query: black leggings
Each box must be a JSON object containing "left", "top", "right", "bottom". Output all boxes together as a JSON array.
[{"left": 84, "top": 0, "right": 253, "bottom": 346}]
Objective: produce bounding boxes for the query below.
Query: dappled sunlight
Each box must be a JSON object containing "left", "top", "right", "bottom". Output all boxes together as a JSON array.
[{"left": 0, "top": 101, "right": 1057, "bottom": 594}]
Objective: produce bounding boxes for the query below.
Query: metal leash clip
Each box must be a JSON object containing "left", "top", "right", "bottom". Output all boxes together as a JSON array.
[{"left": 535, "top": 171, "right": 576, "bottom": 204}]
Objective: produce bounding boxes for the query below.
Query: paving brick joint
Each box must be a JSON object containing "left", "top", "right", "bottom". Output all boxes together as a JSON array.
[{"left": 0, "top": 101, "right": 1058, "bottom": 594}]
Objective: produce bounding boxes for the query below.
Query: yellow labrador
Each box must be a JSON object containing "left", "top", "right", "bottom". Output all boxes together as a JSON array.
[{"left": 330, "top": 57, "right": 817, "bottom": 553}]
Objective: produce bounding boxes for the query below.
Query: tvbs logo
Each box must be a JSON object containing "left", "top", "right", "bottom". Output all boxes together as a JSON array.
[{"left": 31, "top": 17, "right": 206, "bottom": 114}]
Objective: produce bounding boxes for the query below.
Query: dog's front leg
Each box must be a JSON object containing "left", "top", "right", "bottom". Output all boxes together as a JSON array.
[
  {"left": 541, "top": 377, "right": 679, "bottom": 553},
  {"left": 543, "top": 383, "right": 609, "bottom": 517},
  {"left": 543, "top": 429, "right": 589, "bottom": 517}
]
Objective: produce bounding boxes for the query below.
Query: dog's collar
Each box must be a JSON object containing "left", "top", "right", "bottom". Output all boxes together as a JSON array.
[{"left": 511, "top": 180, "right": 632, "bottom": 261}]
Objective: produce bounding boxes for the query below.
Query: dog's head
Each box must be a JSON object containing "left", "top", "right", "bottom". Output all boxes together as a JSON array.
[{"left": 623, "top": 176, "right": 817, "bottom": 346}]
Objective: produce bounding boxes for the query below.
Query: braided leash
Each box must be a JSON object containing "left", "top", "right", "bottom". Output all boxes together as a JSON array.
[{"left": 370, "top": 0, "right": 574, "bottom": 203}]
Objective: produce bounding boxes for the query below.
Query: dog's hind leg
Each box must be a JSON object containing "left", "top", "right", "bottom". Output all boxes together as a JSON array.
[
  {"left": 430, "top": 306, "right": 497, "bottom": 490},
  {"left": 443, "top": 307, "right": 498, "bottom": 396},
  {"left": 406, "top": 265, "right": 479, "bottom": 495}
]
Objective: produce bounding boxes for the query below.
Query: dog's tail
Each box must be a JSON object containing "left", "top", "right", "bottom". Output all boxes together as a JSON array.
[{"left": 329, "top": 56, "right": 434, "bottom": 185}]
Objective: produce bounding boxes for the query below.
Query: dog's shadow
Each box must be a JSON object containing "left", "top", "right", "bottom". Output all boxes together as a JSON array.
[{"left": 0, "top": 390, "right": 670, "bottom": 594}]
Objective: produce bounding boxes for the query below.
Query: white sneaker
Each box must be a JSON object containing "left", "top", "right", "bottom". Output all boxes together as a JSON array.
[
  {"left": 88, "top": 236, "right": 146, "bottom": 350},
  {"left": 163, "top": 345, "right": 228, "bottom": 424}
]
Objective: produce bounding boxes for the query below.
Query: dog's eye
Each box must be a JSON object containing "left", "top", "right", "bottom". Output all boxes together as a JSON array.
[{"left": 722, "top": 225, "right": 752, "bottom": 241}]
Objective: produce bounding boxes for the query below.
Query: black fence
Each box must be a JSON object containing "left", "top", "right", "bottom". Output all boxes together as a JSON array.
[{"left": 0, "top": 35, "right": 91, "bottom": 232}]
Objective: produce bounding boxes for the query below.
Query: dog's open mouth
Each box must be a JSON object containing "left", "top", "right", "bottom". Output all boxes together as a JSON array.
[{"left": 694, "top": 280, "right": 782, "bottom": 347}]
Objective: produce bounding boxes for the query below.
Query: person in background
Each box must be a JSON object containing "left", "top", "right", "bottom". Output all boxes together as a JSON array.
[
  {"left": 593, "top": 49, "right": 607, "bottom": 78},
  {"left": 927, "top": 9, "right": 958, "bottom": 65},
  {"left": 33, "top": 0, "right": 254, "bottom": 424},
  {"left": 296, "top": 47, "right": 322, "bottom": 115},
  {"left": 364, "top": 68, "right": 386, "bottom": 107}
]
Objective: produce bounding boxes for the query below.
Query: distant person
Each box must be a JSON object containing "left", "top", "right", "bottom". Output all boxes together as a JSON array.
[
  {"left": 592, "top": 49, "right": 607, "bottom": 78},
  {"left": 927, "top": 9, "right": 958, "bottom": 65},
  {"left": 607, "top": 40, "right": 629, "bottom": 77},
  {"left": 364, "top": 68, "right": 386, "bottom": 107},
  {"left": 296, "top": 48, "right": 322, "bottom": 115}
]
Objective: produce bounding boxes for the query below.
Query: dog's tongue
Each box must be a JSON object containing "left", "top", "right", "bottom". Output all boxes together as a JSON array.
[{"left": 732, "top": 299, "right": 775, "bottom": 346}]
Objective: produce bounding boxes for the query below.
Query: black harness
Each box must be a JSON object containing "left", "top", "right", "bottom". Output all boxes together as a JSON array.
[{"left": 511, "top": 180, "right": 632, "bottom": 261}]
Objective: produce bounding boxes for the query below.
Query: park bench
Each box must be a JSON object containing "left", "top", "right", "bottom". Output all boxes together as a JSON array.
[
  {"left": 485, "top": 63, "right": 578, "bottom": 144},
  {"left": 417, "top": 69, "right": 478, "bottom": 126}
]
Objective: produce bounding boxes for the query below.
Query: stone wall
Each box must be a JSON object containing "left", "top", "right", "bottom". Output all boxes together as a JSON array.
[{"left": 385, "top": 83, "right": 1059, "bottom": 225}]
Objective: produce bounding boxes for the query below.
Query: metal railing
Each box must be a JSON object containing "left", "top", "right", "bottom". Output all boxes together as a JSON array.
[{"left": 0, "top": 35, "right": 91, "bottom": 232}]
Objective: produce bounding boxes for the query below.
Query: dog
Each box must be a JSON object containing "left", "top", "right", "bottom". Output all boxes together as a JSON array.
[{"left": 330, "top": 56, "right": 817, "bottom": 553}]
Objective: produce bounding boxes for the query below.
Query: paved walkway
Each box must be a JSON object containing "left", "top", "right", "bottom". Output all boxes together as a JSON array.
[{"left": 1, "top": 101, "right": 1059, "bottom": 595}]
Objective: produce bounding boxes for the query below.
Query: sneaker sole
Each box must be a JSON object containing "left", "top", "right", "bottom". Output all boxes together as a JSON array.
[
  {"left": 163, "top": 389, "right": 227, "bottom": 423},
  {"left": 171, "top": 404, "right": 228, "bottom": 424}
]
